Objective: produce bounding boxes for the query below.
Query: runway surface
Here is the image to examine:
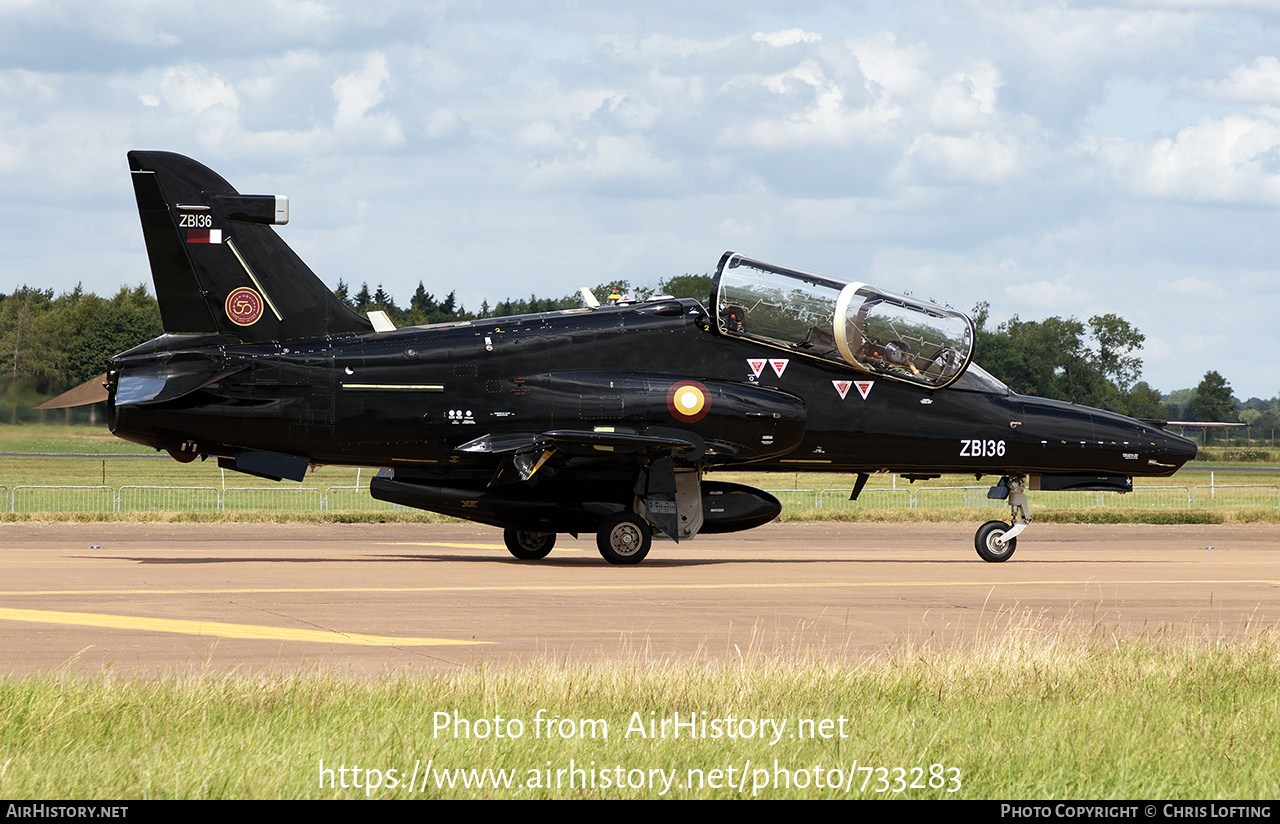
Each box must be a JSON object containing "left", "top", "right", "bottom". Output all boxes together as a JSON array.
[{"left": 1, "top": 521, "right": 1277, "bottom": 676}]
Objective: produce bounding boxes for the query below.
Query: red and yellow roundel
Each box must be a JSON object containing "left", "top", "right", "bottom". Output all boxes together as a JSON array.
[
  {"left": 666, "top": 380, "right": 710, "bottom": 423},
  {"left": 225, "top": 286, "right": 264, "bottom": 326}
]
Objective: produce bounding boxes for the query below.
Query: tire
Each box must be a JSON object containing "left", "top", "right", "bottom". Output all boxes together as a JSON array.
[
  {"left": 503, "top": 528, "right": 555, "bottom": 560},
  {"left": 975, "top": 520, "right": 1016, "bottom": 563},
  {"left": 596, "top": 513, "right": 652, "bottom": 565}
]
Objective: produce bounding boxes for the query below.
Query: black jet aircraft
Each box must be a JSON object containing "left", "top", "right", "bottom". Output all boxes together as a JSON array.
[{"left": 44, "top": 152, "right": 1197, "bottom": 565}]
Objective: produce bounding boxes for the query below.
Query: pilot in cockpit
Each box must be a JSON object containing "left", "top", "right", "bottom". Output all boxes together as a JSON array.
[{"left": 864, "top": 339, "right": 923, "bottom": 377}]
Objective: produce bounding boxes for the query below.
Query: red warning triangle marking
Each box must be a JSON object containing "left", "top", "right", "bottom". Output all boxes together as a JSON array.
[
  {"left": 855, "top": 381, "right": 874, "bottom": 400},
  {"left": 832, "top": 380, "right": 851, "bottom": 399},
  {"left": 769, "top": 359, "right": 789, "bottom": 378},
  {"left": 747, "top": 359, "right": 766, "bottom": 379}
]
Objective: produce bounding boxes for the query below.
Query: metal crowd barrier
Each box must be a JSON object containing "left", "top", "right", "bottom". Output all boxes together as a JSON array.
[
  {"left": 6, "top": 485, "right": 409, "bottom": 513},
  {"left": 2, "top": 484, "right": 1277, "bottom": 513}
]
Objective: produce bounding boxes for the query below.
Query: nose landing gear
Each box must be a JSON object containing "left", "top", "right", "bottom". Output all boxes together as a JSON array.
[{"left": 975, "top": 474, "right": 1030, "bottom": 562}]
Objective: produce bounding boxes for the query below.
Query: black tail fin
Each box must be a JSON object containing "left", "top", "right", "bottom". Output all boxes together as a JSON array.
[{"left": 127, "top": 151, "right": 373, "bottom": 342}]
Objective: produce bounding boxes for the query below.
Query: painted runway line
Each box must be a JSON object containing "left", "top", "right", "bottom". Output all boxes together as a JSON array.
[{"left": 0, "top": 607, "right": 487, "bottom": 647}]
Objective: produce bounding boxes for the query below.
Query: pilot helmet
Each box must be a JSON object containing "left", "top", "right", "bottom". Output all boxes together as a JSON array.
[{"left": 883, "top": 340, "right": 911, "bottom": 365}]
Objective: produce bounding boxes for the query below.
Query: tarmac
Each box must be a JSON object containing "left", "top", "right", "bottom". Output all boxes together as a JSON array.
[{"left": 1, "top": 521, "right": 1277, "bottom": 676}]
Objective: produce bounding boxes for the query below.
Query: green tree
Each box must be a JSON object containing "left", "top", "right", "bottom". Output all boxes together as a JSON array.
[
  {"left": 410, "top": 282, "right": 436, "bottom": 315},
  {"left": 1187, "top": 371, "right": 1238, "bottom": 423},
  {"left": 1088, "top": 313, "right": 1144, "bottom": 392},
  {"left": 333, "top": 279, "right": 353, "bottom": 308},
  {"left": 658, "top": 273, "right": 714, "bottom": 302},
  {"left": 1163, "top": 387, "right": 1195, "bottom": 420},
  {"left": 1114, "top": 381, "right": 1167, "bottom": 420},
  {"left": 971, "top": 305, "right": 1147, "bottom": 411},
  {"left": 0, "top": 286, "right": 64, "bottom": 394},
  {"left": 64, "top": 285, "right": 162, "bottom": 386},
  {"left": 371, "top": 284, "right": 395, "bottom": 309},
  {"left": 353, "top": 282, "right": 372, "bottom": 310}
]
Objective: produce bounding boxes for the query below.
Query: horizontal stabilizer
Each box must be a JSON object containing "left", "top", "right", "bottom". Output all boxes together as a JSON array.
[{"left": 35, "top": 374, "right": 108, "bottom": 409}]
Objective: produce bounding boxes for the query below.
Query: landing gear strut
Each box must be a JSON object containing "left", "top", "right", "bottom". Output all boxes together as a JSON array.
[{"left": 974, "top": 474, "right": 1030, "bottom": 563}]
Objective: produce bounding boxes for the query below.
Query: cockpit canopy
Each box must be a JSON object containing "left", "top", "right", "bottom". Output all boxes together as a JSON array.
[{"left": 713, "top": 253, "right": 976, "bottom": 389}]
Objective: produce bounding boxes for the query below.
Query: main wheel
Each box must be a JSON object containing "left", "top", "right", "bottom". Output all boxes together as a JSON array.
[
  {"left": 975, "top": 520, "right": 1017, "bottom": 563},
  {"left": 503, "top": 528, "right": 556, "bottom": 560},
  {"left": 596, "top": 513, "right": 652, "bottom": 565}
]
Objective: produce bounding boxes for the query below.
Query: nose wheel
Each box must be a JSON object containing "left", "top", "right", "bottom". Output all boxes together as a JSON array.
[
  {"left": 975, "top": 474, "right": 1030, "bottom": 562},
  {"left": 975, "top": 520, "right": 1017, "bottom": 562}
]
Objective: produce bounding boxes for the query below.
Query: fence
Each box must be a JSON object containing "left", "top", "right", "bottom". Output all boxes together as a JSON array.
[
  {"left": 2, "top": 483, "right": 1278, "bottom": 514},
  {"left": 760, "top": 484, "right": 1278, "bottom": 513},
  {"left": 5, "top": 484, "right": 410, "bottom": 513}
]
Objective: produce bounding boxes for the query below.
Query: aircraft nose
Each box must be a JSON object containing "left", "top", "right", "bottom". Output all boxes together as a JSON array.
[
  {"left": 1048, "top": 402, "right": 1198, "bottom": 477},
  {"left": 1124, "top": 418, "right": 1197, "bottom": 475},
  {"left": 1157, "top": 427, "right": 1198, "bottom": 466}
]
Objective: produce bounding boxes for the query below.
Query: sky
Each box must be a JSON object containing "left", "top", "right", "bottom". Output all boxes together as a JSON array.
[{"left": 1, "top": 0, "right": 1279, "bottom": 400}]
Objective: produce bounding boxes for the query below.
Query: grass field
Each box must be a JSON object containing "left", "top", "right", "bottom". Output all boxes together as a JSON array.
[{"left": 1, "top": 619, "right": 1276, "bottom": 799}]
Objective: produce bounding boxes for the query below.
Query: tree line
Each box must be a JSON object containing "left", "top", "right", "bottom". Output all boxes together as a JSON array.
[
  {"left": 1, "top": 285, "right": 162, "bottom": 403},
  {"left": 2, "top": 280, "right": 1273, "bottom": 439},
  {"left": 968, "top": 303, "right": 1273, "bottom": 442},
  {"left": 330, "top": 273, "right": 715, "bottom": 327}
]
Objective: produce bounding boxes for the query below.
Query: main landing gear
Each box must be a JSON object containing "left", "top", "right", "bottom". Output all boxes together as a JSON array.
[
  {"left": 596, "top": 512, "right": 653, "bottom": 565},
  {"left": 503, "top": 528, "right": 556, "bottom": 560},
  {"left": 503, "top": 513, "right": 655, "bottom": 565},
  {"left": 974, "top": 474, "right": 1031, "bottom": 563}
]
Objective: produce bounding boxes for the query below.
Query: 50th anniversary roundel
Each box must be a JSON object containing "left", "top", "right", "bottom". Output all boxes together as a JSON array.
[
  {"left": 666, "top": 380, "right": 710, "bottom": 422},
  {"left": 225, "top": 286, "right": 265, "bottom": 326}
]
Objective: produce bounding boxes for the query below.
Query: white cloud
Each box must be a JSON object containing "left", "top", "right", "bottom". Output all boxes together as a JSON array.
[
  {"left": 717, "top": 217, "right": 762, "bottom": 239},
  {"left": 1197, "top": 55, "right": 1280, "bottom": 107},
  {"left": 896, "top": 131, "right": 1022, "bottom": 185},
  {"left": 716, "top": 56, "right": 900, "bottom": 150},
  {"left": 0, "top": 69, "right": 61, "bottom": 106},
  {"left": 928, "top": 63, "right": 1002, "bottom": 130},
  {"left": 524, "top": 134, "right": 681, "bottom": 193},
  {"left": 597, "top": 33, "right": 737, "bottom": 62},
  {"left": 1165, "top": 276, "right": 1227, "bottom": 300},
  {"left": 511, "top": 120, "right": 568, "bottom": 154},
  {"left": 850, "top": 31, "right": 932, "bottom": 101},
  {"left": 423, "top": 108, "right": 464, "bottom": 139},
  {"left": 1093, "top": 114, "right": 1280, "bottom": 204},
  {"left": 1002, "top": 277, "right": 1090, "bottom": 314},
  {"left": 159, "top": 65, "right": 239, "bottom": 116},
  {"left": 752, "top": 29, "right": 822, "bottom": 48},
  {"left": 330, "top": 53, "right": 404, "bottom": 147},
  {"left": 333, "top": 53, "right": 391, "bottom": 126},
  {"left": 714, "top": 32, "right": 1016, "bottom": 179}
]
